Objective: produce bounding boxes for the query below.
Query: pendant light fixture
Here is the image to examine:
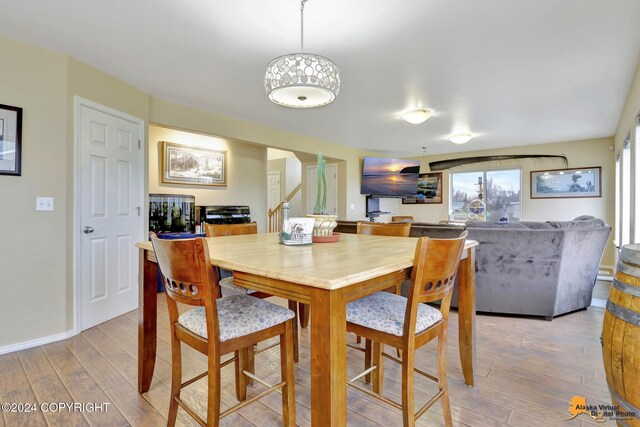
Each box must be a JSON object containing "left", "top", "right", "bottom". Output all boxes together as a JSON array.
[{"left": 264, "top": 0, "right": 340, "bottom": 108}]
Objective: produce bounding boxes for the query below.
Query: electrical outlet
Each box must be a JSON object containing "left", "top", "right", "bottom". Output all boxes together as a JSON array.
[
  {"left": 349, "top": 203, "right": 356, "bottom": 210},
  {"left": 36, "top": 197, "right": 54, "bottom": 211}
]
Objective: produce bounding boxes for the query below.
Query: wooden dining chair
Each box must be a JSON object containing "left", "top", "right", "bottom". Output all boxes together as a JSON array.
[
  {"left": 354, "top": 221, "right": 412, "bottom": 346},
  {"left": 346, "top": 231, "right": 468, "bottom": 427},
  {"left": 357, "top": 221, "right": 411, "bottom": 237},
  {"left": 203, "top": 222, "right": 265, "bottom": 296},
  {"left": 204, "top": 222, "right": 300, "bottom": 364},
  {"left": 150, "top": 233, "right": 296, "bottom": 427},
  {"left": 391, "top": 215, "right": 414, "bottom": 223}
]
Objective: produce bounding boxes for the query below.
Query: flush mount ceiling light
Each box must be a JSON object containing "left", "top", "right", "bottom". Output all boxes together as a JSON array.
[
  {"left": 264, "top": 0, "right": 340, "bottom": 108},
  {"left": 401, "top": 108, "right": 432, "bottom": 124},
  {"left": 449, "top": 133, "right": 473, "bottom": 144}
]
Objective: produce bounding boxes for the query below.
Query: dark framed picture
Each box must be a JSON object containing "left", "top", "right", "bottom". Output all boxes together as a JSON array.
[
  {"left": 0, "top": 103, "right": 23, "bottom": 176},
  {"left": 531, "top": 167, "right": 601, "bottom": 199},
  {"left": 162, "top": 141, "right": 227, "bottom": 186},
  {"left": 402, "top": 172, "right": 443, "bottom": 204}
]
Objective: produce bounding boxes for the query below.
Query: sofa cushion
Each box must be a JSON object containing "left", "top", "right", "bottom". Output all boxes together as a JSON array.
[
  {"left": 547, "top": 219, "right": 605, "bottom": 229},
  {"left": 518, "top": 221, "right": 555, "bottom": 229},
  {"left": 465, "top": 221, "right": 528, "bottom": 229}
]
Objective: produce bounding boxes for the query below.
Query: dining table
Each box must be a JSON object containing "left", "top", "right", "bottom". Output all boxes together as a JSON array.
[{"left": 135, "top": 232, "right": 478, "bottom": 427}]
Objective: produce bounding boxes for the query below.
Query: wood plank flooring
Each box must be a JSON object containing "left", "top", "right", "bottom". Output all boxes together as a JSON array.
[{"left": 0, "top": 283, "right": 614, "bottom": 426}]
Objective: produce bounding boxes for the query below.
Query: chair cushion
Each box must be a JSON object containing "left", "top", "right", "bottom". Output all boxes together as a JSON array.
[
  {"left": 177, "top": 294, "right": 295, "bottom": 342},
  {"left": 219, "top": 276, "right": 256, "bottom": 295},
  {"left": 346, "top": 292, "right": 443, "bottom": 336}
]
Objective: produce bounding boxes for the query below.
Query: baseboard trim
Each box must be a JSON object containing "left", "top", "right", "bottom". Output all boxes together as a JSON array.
[{"left": 0, "top": 329, "right": 78, "bottom": 356}]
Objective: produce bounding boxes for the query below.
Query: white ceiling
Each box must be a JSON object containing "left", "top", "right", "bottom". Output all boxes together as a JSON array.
[{"left": 1, "top": 0, "right": 639, "bottom": 156}]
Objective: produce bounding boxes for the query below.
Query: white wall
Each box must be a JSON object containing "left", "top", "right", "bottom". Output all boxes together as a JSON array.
[{"left": 149, "top": 125, "right": 268, "bottom": 232}]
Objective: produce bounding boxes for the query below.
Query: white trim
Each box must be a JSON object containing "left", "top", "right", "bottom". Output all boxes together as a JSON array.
[
  {"left": 73, "top": 96, "right": 146, "bottom": 333},
  {"left": 0, "top": 329, "right": 76, "bottom": 356}
]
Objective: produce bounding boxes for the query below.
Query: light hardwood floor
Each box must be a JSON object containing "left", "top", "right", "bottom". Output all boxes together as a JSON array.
[{"left": 0, "top": 283, "right": 613, "bottom": 427}]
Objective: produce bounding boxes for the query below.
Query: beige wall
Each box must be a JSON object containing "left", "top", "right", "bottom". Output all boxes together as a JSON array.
[
  {"left": 397, "top": 137, "right": 616, "bottom": 268},
  {"left": 0, "top": 38, "right": 70, "bottom": 346},
  {"left": 149, "top": 125, "right": 268, "bottom": 231},
  {"left": 149, "top": 98, "right": 366, "bottom": 220}
]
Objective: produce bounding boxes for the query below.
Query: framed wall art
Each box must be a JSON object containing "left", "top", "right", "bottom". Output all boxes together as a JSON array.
[
  {"left": 402, "top": 172, "right": 443, "bottom": 204},
  {"left": 530, "top": 167, "right": 601, "bottom": 199},
  {"left": 0, "top": 103, "right": 23, "bottom": 176},
  {"left": 162, "top": 141, "right": 227, "bottom": 186}
]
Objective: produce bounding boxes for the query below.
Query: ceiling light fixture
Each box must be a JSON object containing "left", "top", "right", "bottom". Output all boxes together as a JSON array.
[
  {"left": 401, "top": 109, "right": 432, "bottom": 124},
  {"left": 264, "top": 0, "right": 340, "bottom": 108},
  {"left": 449, "top": 133, "right": 473, "bottom": 144}
]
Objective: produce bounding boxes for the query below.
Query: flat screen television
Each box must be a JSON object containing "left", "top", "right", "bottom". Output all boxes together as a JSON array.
[{"left": 361, "top": 157, "right": 420, "bottom": 196}]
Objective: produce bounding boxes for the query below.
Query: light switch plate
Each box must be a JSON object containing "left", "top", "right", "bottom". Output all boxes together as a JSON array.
[{"left": 36, "top": 197, "right": 54, "bottom": 211}]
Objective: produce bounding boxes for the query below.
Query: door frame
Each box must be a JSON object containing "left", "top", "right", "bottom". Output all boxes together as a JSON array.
[{"left": 72, "top": 96, "right": 146, "bottom": 333}]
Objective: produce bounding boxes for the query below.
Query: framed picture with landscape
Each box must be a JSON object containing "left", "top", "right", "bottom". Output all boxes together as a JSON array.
[
  {"left": 402, "top": 172, "right": 443, "bottom": 204},
  {"left": 530, "top": 167, "right": 601, "bottom": 199},
  {"left": 0, "top": 103, "right": 23, "bottom": 176},
  {"left": 162, "top": 141, "right": 227, "bottom": 186}
]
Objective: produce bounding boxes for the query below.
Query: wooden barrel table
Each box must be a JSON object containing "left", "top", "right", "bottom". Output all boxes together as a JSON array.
[{"left": 602, "top": 244, "right": 640, "bottom": 426}]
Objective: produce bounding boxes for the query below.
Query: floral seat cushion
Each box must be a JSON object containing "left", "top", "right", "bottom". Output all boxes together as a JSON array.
[
  {"left": 219, "top": 276, "right": 255, "bottom": 295},
  {"left": 346, "top": 291, "right": 443, "bottom": 337},
  {"left": 177, "top": 294, "right": 295, "bottom": 342}
]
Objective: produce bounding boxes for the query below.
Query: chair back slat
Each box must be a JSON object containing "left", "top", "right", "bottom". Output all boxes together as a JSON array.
[
  {"left": 356, "top": 221, "right": 411, "bottom": 237},
  {"left": 204, "top": 222, "right": 258, "bottom": 237},
  {"left": 404, "top": 231, "right": 468, "bottom": 335},
  {"left": 416, "top": 231, "right": 467, "bottom": 304},
  {"left": 150, "top": 233, "right": 218, "bottom": 307}
]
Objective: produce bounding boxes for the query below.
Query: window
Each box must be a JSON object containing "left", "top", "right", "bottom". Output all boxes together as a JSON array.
[
  {"left": 615, "top": 153, "right": 621, "bottom": 246},
  {"left": 450, "top": 169, "right": 521, "bottom": 221},
  {"left": 621, "top": 136, "right": 631, "bottom": 246}
]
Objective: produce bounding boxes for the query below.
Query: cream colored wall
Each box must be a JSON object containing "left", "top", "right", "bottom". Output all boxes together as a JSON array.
[
  {"left": 396, "top": 137, "right": 616, "bottom": 268},
  {"left": 285, "top": 158, "right": 303, "bottom": 217},
  {"left": 149, "top": 98, "right": 365, "bottom": 220},
  {"left": 0, "top": 38, "right": 69, "bottom": 347},
  {"left": 149, "top": 126, "right": 268, "bottom": 232},
  {"left": 0, "top": 37, "right": 152, "bottom": 349}
]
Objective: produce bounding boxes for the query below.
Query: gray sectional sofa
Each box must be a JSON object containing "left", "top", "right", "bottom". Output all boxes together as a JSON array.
[
  {"left": 456, "top": 216, "right": 611, "bottom": 319},
  {"left": 334, "top": 216, "right": 611, "bottom": 320}
]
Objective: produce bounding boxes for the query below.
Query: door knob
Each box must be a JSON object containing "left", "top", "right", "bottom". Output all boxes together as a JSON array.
[{"left": 83, "top": 226, "right": 95, "bottom": 234}]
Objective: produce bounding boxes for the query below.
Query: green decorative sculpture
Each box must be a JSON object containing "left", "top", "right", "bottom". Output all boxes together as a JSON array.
[
  {"left": 307, "top": 151, "right": 338, "bottom": 239},
  {"left": 313, "top": 151, "right": 327, "bottom": 215}
]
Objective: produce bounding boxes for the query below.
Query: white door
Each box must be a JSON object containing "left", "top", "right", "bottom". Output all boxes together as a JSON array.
[
  {"left": 77, "top": 101, "right": 143, "bottom": 330},
  {"left": 306, "top": 163, "right": 338, "bottom": 215},
  {"left": 267, "top": 171, "right": 281, "bottom": 210}
]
